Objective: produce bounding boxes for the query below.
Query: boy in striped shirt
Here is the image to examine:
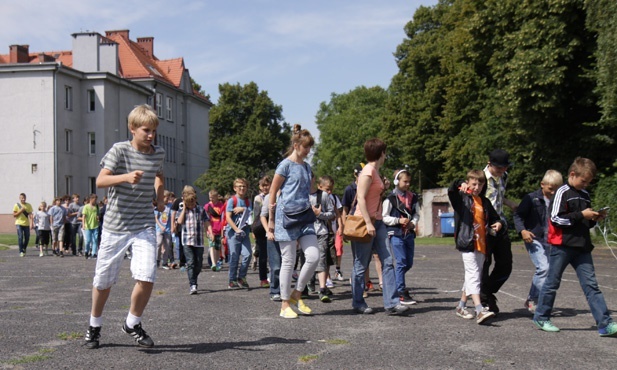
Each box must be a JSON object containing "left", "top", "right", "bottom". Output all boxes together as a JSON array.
[{"left": 84, "top": 105, "right": 165, "bottom": 349}]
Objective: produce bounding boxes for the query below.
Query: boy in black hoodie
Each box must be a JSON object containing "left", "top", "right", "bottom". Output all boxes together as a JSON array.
[
  {"left": 533, "top": 158, "right": 616, "bottom": 336},
  {"left": 448, "top": 170, "right": 504, "bottom": 325}
]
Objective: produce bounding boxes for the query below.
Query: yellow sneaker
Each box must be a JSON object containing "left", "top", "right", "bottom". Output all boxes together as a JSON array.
[
  {"left": 280, "top": 306, "right": 298, "bottom": 319},
  {"left": 290, "top": 298, "right": 312, "bottom": 315}
]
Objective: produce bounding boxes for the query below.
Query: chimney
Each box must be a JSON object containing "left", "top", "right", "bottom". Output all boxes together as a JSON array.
[
  {"left": 9, "top": 45, "right": 30, "bottom": 63},
  {"left": 137, "top": 37, "right": 154, "bottom": 57},
  {"left": 105, "top": 29, "right": 129, "bottom": 39}
]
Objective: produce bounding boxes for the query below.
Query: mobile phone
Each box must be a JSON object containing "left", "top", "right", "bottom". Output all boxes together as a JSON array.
[{"left": 596, "top": 207, "right": 610, "bottom": 212}]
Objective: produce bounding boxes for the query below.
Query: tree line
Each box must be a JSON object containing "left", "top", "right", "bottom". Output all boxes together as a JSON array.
[{"left": 198, "top": 0, "right": 616, "bottom": 213}]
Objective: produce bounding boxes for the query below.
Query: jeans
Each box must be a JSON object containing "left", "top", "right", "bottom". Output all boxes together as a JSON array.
[
  {"left": 534, "top": 246, "right": 613, "bottom": 329},
  {"left": 525, "top": 239, "right": 550, "bottom": 302},
  {"left": 68, "top": 223, "right": 80, "bottom": 255},
  {"left": 184, "top": 245, "right": 204, "bottom": 286},
  {"left": 83, "top": 228, "right": 99, "bottom": 256},
  {"left": 157, "top": 232, "right": 172, "bottom": 265},
  {"left": 390, "top": 233, "right": 415, "bottom": 294},
  {"left": 481, "top": 230, "right": 512, "bottom": 300},
  {"left": 16, "top": 225, "right": 30, "bottom": 254},
  {"left": 227, "top": 226, "right": 252, "bottom": 282},
  {"left": 350, "top": 220, "right": 399, "bottom": 309},
  {"left": 267, "top": 239, "right": 282, "bottom": 295}
]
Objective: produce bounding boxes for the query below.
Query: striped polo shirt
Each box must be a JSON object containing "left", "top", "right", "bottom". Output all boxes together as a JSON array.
[{"left": 100, "top": 141, "right": 165, "bottom": 234}]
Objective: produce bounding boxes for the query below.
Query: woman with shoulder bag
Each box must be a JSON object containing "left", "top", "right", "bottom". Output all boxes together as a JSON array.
[
  {"left": 350, "top": 138, "right": 409, "bottom": 316},
  {"left": 268, "top": 125, "right": 320, "bottom": 319}
]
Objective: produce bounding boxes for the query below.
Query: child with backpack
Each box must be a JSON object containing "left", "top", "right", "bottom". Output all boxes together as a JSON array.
[
  {"left": 226, "top": 178, "right": 253, "bottom": 289},
  {"left": 252, "top": 176, "right": 271, "bottom": 288}
]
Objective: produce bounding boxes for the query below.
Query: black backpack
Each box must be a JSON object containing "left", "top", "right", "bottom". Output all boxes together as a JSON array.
[{"left": 251, "top": 195, "right": 266, "bottom": 236}]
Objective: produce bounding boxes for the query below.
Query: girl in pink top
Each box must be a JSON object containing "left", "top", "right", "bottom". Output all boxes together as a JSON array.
[{"left": 350, "top": 138, "right": 409, "bottom": 316}]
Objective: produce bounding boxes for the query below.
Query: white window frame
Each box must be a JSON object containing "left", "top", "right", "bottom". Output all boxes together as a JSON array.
[
  {"left": 65, "top": 86, "right": 73, "bottom": 111},
  {"left": 88, "top": 89, "right": 96, "bottom": 112},
  {"left": 89, "top": 177, "right": 97, "bottom": 195},
  {"left": 156, "top": 93, "right": 163, "bottom": 118},
  {"left": 166, "top": 97, "right": 173, "bottom": 121},
  {"left": 65, "top": 176, "right": 73, "bottom": 195},
  {"left": 88, "top": 132, "right": 96, "bottom": 155},
  {"left": 65, "top": 129, "right": 72, "bottom": 153}
]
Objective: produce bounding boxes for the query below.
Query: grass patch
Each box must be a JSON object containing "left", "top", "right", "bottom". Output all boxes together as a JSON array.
[
  {"left": 57, "top": 332, "right": 83, "bottom": 340},
  {"left": 39, "top": 348, "right": 56, "bottom": 354},
  {"left": 121, "top": 305, "right": 130, "bottom": 310},
  {"left": 298, "top": 354, "right": 319, "bottom": 363},
  {"left": 155, "top": 290, "right": 166, "bottom": 295},
  {"left": 6, "top": 354, "right": 51, "bottom": 365},
  {"left": 0, "top": 233, "right": 18, "bottom": 246},
  {"left": 415, "top": 237, "right": 455, "bottom": 246},
  {"left": 11, "top": 306, "right": 25, "bottom": 310},
  {"left": 483, "top": 359, "right": 495, "bottom": 364},
  {"left": 0, "top": 246, "right": 9, "bottom": 251}
]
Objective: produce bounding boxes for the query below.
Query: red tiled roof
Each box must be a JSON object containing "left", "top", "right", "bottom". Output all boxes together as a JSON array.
[
  {"left": 0, "top": 50, "right": 73, "bottom": 67},
  {"left": 1, "top": 30, "right": 211, "bottom": 104}
]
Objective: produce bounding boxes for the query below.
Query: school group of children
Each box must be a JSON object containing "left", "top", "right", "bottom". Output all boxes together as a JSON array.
[
  {"left": 77, "top": 105, "right": 615, "bottom": 351},
  {"left": 449, "top": 153, "right": 616, "bottom": 337},
  {"left": 15, "top": 193, "right": 106, "bottom": 259}
]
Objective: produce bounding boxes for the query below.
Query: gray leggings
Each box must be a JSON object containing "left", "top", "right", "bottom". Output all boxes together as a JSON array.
[{"left": 279, "top": 234, "right": 319, "bottom": 301}]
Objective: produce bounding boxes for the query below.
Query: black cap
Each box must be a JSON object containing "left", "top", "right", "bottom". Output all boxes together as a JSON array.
[
  {"left": 489, "top": 149, "right": 512, "bottom": 167},
  {"left": 353, "top": 165, "right": 363, "bottom": 175}
]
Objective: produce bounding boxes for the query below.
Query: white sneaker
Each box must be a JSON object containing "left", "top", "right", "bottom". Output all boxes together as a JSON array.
[
  {"left": 326, "top": 278, "right": 334, "bottom": 288},
  {"left": 189, "top": 285, "right": 198, "bottom": 295}
]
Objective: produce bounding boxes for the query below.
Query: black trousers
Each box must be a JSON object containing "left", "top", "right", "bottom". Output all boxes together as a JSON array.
[{"left": 481, "top": 228, "right": 512, "bottom": 301}]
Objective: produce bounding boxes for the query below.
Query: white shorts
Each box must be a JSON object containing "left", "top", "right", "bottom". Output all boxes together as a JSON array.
[
  {"left": 93, "top": 228, "right": 157, "bottom": 290},
  {"left": 461, "top": 250, "right": 485, "bottom": 296}
]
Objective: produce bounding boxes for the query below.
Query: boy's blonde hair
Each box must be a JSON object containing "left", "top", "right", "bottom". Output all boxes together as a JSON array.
[
  {"left": 568, "top": 157, "right": 597, "bottom": 178},
  {"left": 40, "top": 201, "right": 47, "bottom": 210},
  {"left": 542, "top": 170, "right": 563, "bottom": 186},
  {"left": 209, "top": 189, "right": 219, "bottom": 200},
  {"left": 466, "top": 169, "right": 487, "bottom": 184},
  {"left": 128, "top": 104, "right": 159, "bottom": 131}
]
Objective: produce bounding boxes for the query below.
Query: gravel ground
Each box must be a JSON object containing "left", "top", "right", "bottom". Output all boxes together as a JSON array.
[{"left": 1, "top": 242, "right": 616, "bottom": 369}]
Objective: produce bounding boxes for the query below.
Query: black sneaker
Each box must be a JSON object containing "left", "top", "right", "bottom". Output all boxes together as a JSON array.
[
  {"left": 307, "top": 280, "right": 316, "bottom": 294},
  {"left": 385, "top": 304, "right": 411, "bottom": 316},
  {"left": 319, "top": 291, "right": 331, "bottom": 303},
  {"left": 122, "top": 323, "right": 154, "bottom": 348},
  {"left": 84, "top": 326, "right": 101, "bottom": 349},
  {"left": 399, "top": 291, "right": 417, "bottom": 306},
  {"left": 238, "top": 277, "right": 249, "bottom": 289}
]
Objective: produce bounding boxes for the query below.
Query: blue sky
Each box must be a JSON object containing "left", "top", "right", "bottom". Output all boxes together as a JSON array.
[{"left": 1, "top": 0, "right": 437, "bottom": 141}]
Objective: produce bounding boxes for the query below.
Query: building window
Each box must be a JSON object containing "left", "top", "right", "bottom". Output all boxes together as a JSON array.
[
  {"left": 88, "top": 132, "right": 96, "bottom": 155},
  {"left": 65, "top": 176, "right": 72, "bottom": 195},
  {"left": 89, "top": 177, "right": 97, "bottom": 195},
  {"left": 156, "top": 93, "right": 163, "bottom": 117},
  {"left": 65, "top": 86, "right": 73, "bottom": 110},
  {"left": 65, "top": 129, "right": 72, "bottom": 153},
  {"left": 166, "top": 97, "right": 173, "bottom": 121},
  {"left": 88, "top": 89, "right": 96, "bottom": 112},
  {"left": 172, "top": 138, "right": 176, "bottom": 163}
]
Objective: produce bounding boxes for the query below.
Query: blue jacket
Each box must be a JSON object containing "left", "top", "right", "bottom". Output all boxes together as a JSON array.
[{"left": 513, "top": 189, "right": 548, "bottom": 241}]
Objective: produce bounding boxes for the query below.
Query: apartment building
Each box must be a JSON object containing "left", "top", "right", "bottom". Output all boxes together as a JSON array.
[{"left": 0, "top": 30, "right": 212, "bottom": 232}]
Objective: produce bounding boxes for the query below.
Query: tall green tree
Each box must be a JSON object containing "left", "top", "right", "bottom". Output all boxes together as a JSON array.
[
  {"left": 195, "top": 82, "right": 290, "bottom": 196},
  {"left": 312, "top": 86, "right": 388, "bottom": 194},
  {"left": 385, "top": 0, "right": 603, "bottom": 197}
]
